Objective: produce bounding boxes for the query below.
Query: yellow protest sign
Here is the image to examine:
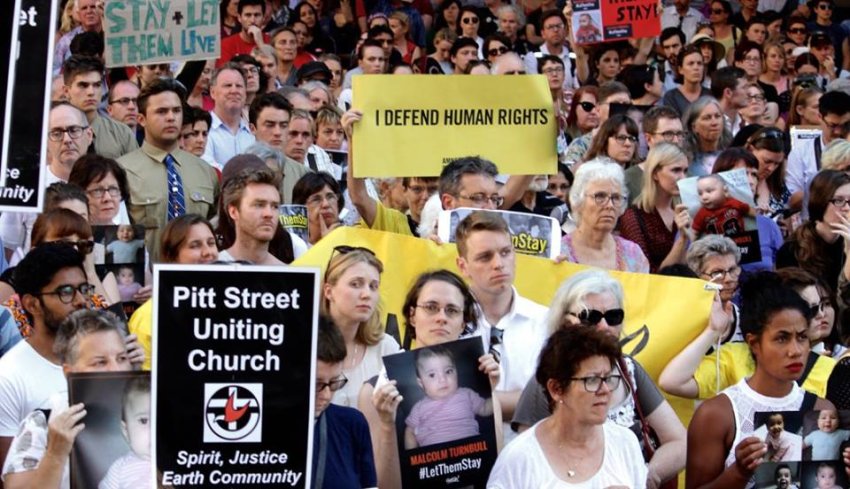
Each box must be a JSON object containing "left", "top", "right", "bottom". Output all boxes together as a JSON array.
[
  {"left": 351, "top": 75, "right": 558, "bottom": 178},
  {"left": 292, "top": 227, "right": 713, "bottom": 379}
]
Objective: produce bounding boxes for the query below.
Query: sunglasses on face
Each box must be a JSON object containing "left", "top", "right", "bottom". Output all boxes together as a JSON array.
[
  {"left": 788, "top": 28, "right": 807, "bottom": 34},
  {"left": 578, "top": 101, "right": 596, "bottom": 112},
  {"left": 487, "top": 46, "right": 509, "bottom": 57},
  {"left": 569, "top": 308, "right": 625, "bottom": 326},
  {"left": 52, "top": 239, "right": 95, "bottom": 255},
  {"left": 462, "top": 16, "right": 479, "bottom": 24}
]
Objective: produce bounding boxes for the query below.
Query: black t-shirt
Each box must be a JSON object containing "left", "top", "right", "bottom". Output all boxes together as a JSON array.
[{"left": 508, "top": 191, "right": 564, "bottom": 217}]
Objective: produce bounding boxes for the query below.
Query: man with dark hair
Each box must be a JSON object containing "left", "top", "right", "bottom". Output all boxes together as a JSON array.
[
  {"left": 658, "top": 27, "right": 686, "bottom": 93},
  {"left": 313, "top": 316, "right": 377, "bottom": 487},
  {"left": 623, "top": 105, "right": 685, "bottom": 204},
  {"left": 106, "top": 80, "right": 141, "bottom": 136},
  {"left": 787, "top": 90, "right": 850, "bottom": 200},
  {"left": 730, "top": 0, "right": 758, "bottom": 30},
  {"left": 808, "top": 0, "right": 845, "bottom": 72},
  {"left": 337, "top": 40, "right": 388, "bottom": 110},
  {"left": 62, "top": 55, "right": 138, "bottom": 159},
  {"left": 710, "top": 66, "right": 749, "bottom": 137},
  {"left": 249, "top": 92, "right": 312, "bottom": 203},
  {"left": 342, "top": 27, "right": 402, "bottom": 89},
  {"left": 179, "top": 106, "right": 212, "bottom": 158},
  {"left": 220, "top": 165, "right": 285, "bottom": 265},
  {"left": 68, "top": 31, "right": 104, "bottom": 59},
  {"left": 117, "top": 78, "right": 219, "bottom": 261},
  {"left": 217, "top": 0, "right": 269, "bottom": 67},
  {"left": 202, "top": 63, "right": 256, "bottom": 166},
  {"left": 53, "top": 0, "right": 102, "bottom": 76},
  {"left": 523, "top": 11, "right": 576, "bottom": 89},
  {"left": 660, "top": 0, "right": 704, "bottom": 42},
  {"left": 454, "top": 211, "right": 547, "bottom": 444},
  {"left": 450, "top": 37, "right": 480, "bottom": 74}
]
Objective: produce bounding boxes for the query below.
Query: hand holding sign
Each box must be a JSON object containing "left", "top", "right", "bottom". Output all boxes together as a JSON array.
[{"left": 47, "top": 403, "right": 87, "bottom": 460}]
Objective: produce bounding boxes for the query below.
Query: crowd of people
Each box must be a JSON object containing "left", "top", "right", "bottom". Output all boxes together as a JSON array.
[{"left": 1, "top": 0, "right": 850, "bottom": 486}]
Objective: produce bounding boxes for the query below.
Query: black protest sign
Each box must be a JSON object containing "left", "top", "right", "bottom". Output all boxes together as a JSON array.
[
  {"left": 153, "top": 264, "right": 319, "bottom": 488},
  {"left": 0, "top": 0, "right": 55, "bottom": 211},
  {"left": 69, "top": 371, "right": 152, "bottom": 489},
  {"left": 384, "top": 337, "right": 498, "bottom": 489}
]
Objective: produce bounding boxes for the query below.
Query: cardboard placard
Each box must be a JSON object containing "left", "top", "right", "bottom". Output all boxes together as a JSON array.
[
  {"left": 384, "top": 338, "right": 498, "bottom": 488},
  {"left": 103, "top": 0, "right": 220, "bottom": 68},
  {"left": 153, "top": 264, "right": 319, "bottom": 488},
  {"left": 572, "top": 0, "right": 660, "bottom": 45},
  {"left": 352, "top": 75, "right": 556, "bottom": 178}
]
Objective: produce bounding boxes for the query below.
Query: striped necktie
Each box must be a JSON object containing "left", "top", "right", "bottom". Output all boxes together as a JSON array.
[{"left": 165, "top": 153, "right": 186, "bottom": 220}]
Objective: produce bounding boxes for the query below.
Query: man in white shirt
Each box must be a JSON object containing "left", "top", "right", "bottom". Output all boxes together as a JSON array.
[
  {"left": 202, "top": 64, "right": 256, "bottom": 168},
  {"left": 710, "top": 66, "right": 748, "bottom": 138},
  {"left": 658, "top": 28, "right": 685, "bottom": 94},
  {"left": 455, "top": 211, "right": 548, "bottom": 444},
  {"left": 661, "top": 0, "right": 705, "bottom": 42},
  {"left": 523, "top": 11, "right": 577, "bottom": 89},
  {"left": 0, "top": 103, "right": 92, "bottom": 261}
]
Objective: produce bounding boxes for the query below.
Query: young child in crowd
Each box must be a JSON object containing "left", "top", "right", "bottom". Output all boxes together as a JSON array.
[
  {"left": 404, "top": 346, "right": 493, "bottom": 449},
  {"left": 805, "top": 409, "right": 850, "bottom": 461},
  {"left": 107, "top": 225, "right": 144, "bottom": 264},
  {"left": 99, "top": 375, "right": 151, "bottom": 489},
  {"left": 816, "top": 462, "right": 844, "bottom": 489},
  {"left": 692, "top": 174, "right": 756, "bottom": 237},
  {"left": 763, "top": 412, "right": 803, "bottom": 462},
  {"left": 117, "top": 266, "right": 142, "bottom": 303}
]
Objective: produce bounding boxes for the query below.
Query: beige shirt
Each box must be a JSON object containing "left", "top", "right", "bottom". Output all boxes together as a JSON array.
[
  {"left": 281, "top": 156, "right": 312, "bottom": 204},
  {"left": 90, "top": 114, "right": 139, "bottom": 159}
]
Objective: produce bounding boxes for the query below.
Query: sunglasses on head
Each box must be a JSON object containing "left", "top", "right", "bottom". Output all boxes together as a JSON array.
[
  {"left": 570, "top": 308, "right": 625, "bottom": 327},
  {"left": 325, "top": 245, "right": 377, "bottom": 279}
]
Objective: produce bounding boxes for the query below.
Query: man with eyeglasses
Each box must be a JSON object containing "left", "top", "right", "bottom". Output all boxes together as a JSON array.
[
  {"left": 454, "top": 212, "right": 547, "bottom": 444},
  {"left": 0, "top": 103, "right": 92, "bottom": 261},
  {"left": 106, "top": 80, "right": 141, "bottom": 143},
  {"left": 0, "top": 244, "right": 143, "bottom": 473},
  {"left": 402, "top": 177, "right": 440, "bottom": 236},
  {"left": 787, "top": 90, "right": 850, "bottom": 202},
  {"left": 523, "top": 11, "right": 577, "bottom": 89},
  {"left": 710, "top": 67, "right": 749, "bottom": 137},
  {"left": 217, "top": 0, "right": 270, "bottom": 68},
  {"left": 660, "top": 0, "right": 704, "bottom": 42},
  {"left": 62, "top": 56, "right": 138, "bottom": 160},
  {"left": 623, "top": 105, "right": 685, "bottom": 205}
]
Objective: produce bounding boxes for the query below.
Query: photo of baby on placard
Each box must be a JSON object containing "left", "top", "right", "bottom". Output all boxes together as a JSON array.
[
  {"left": 753, "top": 411, "right": 804, "bottom": 462},
  {"left": 754, "top": 462, "right": 802, "bottom": 489},
  {"left": 802, "top": 410, "right": 850, "bottom": 461},
  {"left": 677, "top": 168, "right": 762, "bottom": 264},
  {"left": 799, "top": 460, "right": 849, "bottom": 489}
]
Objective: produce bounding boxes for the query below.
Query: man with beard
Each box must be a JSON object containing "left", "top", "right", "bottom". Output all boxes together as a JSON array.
[
  {"left": 0, "top": 244, "right": 142, "bottom": 470},
  {"left": 658, "top": 28, "right": 685, "bottom": 94},
  {"left": 118, "top": 78, "right": 219, "bottom": 261},
  {"left": 218, "top": 166, "right": 286, "bottom": 265}
]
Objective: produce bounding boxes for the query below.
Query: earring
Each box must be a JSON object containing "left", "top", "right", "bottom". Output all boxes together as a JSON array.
[{"left": 557, "top": 398, "right": 564, "bottom": 404}]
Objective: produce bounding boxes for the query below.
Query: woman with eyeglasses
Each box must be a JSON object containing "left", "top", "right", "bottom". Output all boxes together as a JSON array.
[
  {"left": 456, "top": 6, "right": 483, "bottom": 56},
  {"left": 358, "top": 269, "right": 500, "bottom": 487},
  {"left": 683, "top": 96, "right": 732, "bottom": 177},
  {"left": 660, "top": 45, "right": 712, "bottom": 117},
  {"left": 583, "top": 114, "right": 640, "bottom": 169},
  {"left": 558, "top": 160, "right": 650, "bottom": 272},
  {"left": 510, "top": 270, "right": 686, "bottom": 489},
  {"left": 68, "top": 154, "right": 132, "bottom": 227},
  {"left": 482, "top": 33, "right": 512, "bottom": 64},
  {"left": 618, "top": 143, "right": 692, "bottom": 273},
  {"left": 740, "top": 83, "right": 769, "bottom": 127},
  {"left": 778, "top": 170, "right": 850, "bottom": 295},
  {"left": 563, "top": 86, "right": 600, "bottom": 143},
  {"left": 683, "top": 273, "right": 849, "bottom": 489},
  {"left": 292, "top": 172, "right": 346, "bottom": 246}
]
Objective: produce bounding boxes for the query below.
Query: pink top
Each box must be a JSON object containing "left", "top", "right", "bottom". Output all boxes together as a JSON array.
[
  {"left": 560, "top": 234, "right": 650, "bottom": 273},
  {"left": 406, "top": 387, "right": 487, "bottom": 447}
]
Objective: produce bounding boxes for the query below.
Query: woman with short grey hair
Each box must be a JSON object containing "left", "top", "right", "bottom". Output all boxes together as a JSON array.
[{"left": 559, "top": 159, "right": 649, "bottom": 272}]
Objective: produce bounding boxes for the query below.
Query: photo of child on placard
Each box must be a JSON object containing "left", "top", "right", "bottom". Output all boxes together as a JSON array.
[
  {"left": 754, "top": 411, "right": 805, "bottom": 462},
  {"left": 803, "top": 410, "right": 850, "bottom": 461},
  {"left": 754, "top": 462, "right": 802, "bottom": 489},
  {"left": 383, "top": 337, "right": 498, "bottom": 488},
  {"left": 799, "top": 461, "right": 849, "bottom": 489},
  {"left": 677, "top": 168, "right": 762, "bottom": 264},
  {"left": 573, "top": 12, "right": 603, "bottom": 44},
  {"left": 438, "top": 208, "right": 561, "bottom": 259},
  {"left": 68, "top": 371, "right": 152, "bottom": 489}
]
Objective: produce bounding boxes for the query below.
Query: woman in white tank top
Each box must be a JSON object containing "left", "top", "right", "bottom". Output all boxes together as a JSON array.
[{"left": 685, "top": 272, "right": 848, "bottom": 488}]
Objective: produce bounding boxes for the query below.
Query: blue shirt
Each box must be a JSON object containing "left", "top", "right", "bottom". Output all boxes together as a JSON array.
[
  {"left": 741, "top": 215, "right": 784, "bottom": 275},
  {"left": 312, "top": 404, "right": 376, "bottom": 489},
  {"left": 202, "top": 112, "right": 255, "bottom": 168}
]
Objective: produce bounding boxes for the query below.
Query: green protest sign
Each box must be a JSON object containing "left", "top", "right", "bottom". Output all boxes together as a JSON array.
[{"left": 104, "top": 0, "right": 220, "bottom": 68}]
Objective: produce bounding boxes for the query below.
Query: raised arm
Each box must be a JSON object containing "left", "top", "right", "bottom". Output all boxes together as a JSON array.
[{"left": 341, "top": 109, "right": 378, "bottom": 227}]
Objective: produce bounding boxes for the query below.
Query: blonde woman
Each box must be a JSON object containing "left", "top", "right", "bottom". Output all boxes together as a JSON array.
[
  {"left": 388, "top": 11, "right": 421, "bottom": 66},
  {"left": 618, "top": 143, "right": 693, "bottom": 272},
  {"left": 322, "top": 247, "right": 400, "bottom": 408},
  {"left": 822, "top": 140, "right": 850, "bottom": 172}
]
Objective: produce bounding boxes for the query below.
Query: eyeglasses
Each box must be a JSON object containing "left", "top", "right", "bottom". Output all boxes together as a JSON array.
[
  {"left": 611, "top": 134, "right": 638, "bottom": 144},
  {"left": 569, "top": 308, "right": 625, "bottom": 326},
  {"left": 542, "top": 66, "right": 565, "bottom": 75},
  {"left": 53, "top": 239, "right": 95, "bottom": 255},
  {"left": 702, "top": 266, "right": 741, "bottom": 281},
  {"left": 747, "top": 94, "right": 766, "bottom": 102},
  {"left": 503, "top": 70, "right": 527, "bottom": 75},
  {"left": 407, "top": 184, "right": 439, "bottom": 195},
  {"left": 306, "top": 192, "right": 339, "bottom": 206},
  {"left": 48, "top": 125, "right": 88, "bottom": 141},
  {"left": 570, "top": 374, "right": 622, "bottom": 393},
  {"left": 242, "top": 66, "right": 260, "bottom": 75},
  {"left": 109, "top": 97, "right": 138, "bottom": 106},
  {"left": 487, "top": 46, "right": 509, "bottom": 57},
  {"left": 744, "top": 56, "right": 761, "bottom": 63},
  {"left": 588, "top": 192, "right": 623, "bottom": 207},
  {"left": 461, "top": 16, "right": 479, "bottom": 24},
  {"left": 36, "top": 283, "right": 95, "bottom": 304},
  {"left": 416, "top": 302, "right": 463, "bottom": 318},
  {"left": 577, "top": 101, "right": 596, "bottom": 112},
  {"left": 543, "top": 23, "right": 564, "bottom": 31},
  {"left": 788, "top": 28, "right": 807, "bottom": 34},
  {"left": 456, "top": 193, "right": 505, "bottom": 207},
  {"left": 829, "top": 196, "right": 850, "bottom": 208},
  {"left": 87, "top": 186, "right": 122, "bottom": 199},
  {"left": 817, "top": 3, "right": 833, "bottom": 9},
  {"left": 653, "top": 130, "right": 688, "bottom": 141},
  {"left": 316, "top": 374, "right": 348, "bottom": 393}
]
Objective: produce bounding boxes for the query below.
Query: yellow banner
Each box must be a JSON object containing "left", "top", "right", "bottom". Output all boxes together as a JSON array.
[
  {"left": 292, "top": 227, "right": 713, "bottom": 380},
  {"left": 351, "top": 75, "right": 558, "bottom": 178}
]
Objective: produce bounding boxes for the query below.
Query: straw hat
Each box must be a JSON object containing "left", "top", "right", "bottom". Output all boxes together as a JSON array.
[{"left": 690, "top": 33, "right": 726, "bottom": 65}]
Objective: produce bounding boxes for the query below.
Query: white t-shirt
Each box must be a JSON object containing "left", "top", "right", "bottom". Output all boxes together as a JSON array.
[
  {"left": 487, "top": 421, "right": 648, "bottom": 489},
  {"left": 332, "top": 335, "right": 401, "bottom": 408},
  {"left": 0, "top": 341, "right": 65, "bottom": 437}
]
